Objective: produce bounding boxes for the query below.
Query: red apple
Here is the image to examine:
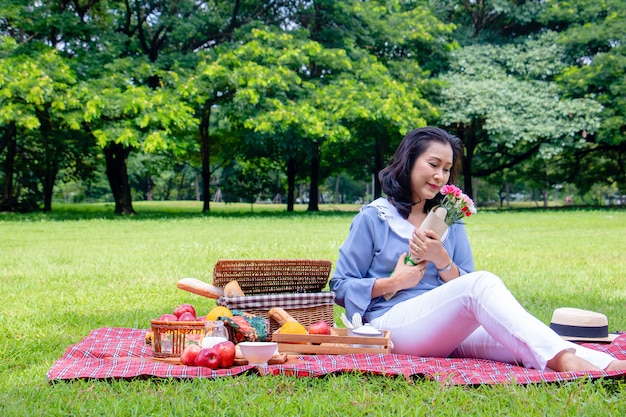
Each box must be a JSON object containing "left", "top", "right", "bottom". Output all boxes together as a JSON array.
[
  {"left": 180, "top": 344, "right": 201, "bottom": 366},
  {"left": 177, "top": 311, "right": 197, "bottom": 321},
  {"left": 195, "top": 347, "right": 220, "bottom": 369},
  {"left": 214, "top": 341, "right": 236, "bottom": 368},
  {"left": 308, "top": 320, "right": 331, "bottom": 335},
  {"left": 159, "top": 313, "right": 178, "bottom": 321},
  {"left": 173, "top": 303, "right": 196, "bottom": 318}
]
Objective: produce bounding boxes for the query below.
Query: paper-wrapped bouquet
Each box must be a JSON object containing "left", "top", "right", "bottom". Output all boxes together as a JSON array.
[
  {"left": 384, "top": 185, "right": 476, "bottom": 301},
  {"left": 405, "top": 184, "right": 476, "bottom": 266}
]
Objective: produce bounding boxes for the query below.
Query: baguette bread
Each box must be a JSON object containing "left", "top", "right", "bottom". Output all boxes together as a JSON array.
[
  {"left": 223, "top": 280, "right": 245, "bottom": 297},
  {"left": 268, "top": 307, "right": 298, "bottom": 326},
  {"left": 176, "top": 278, "right": 224, "bottom": 299}
]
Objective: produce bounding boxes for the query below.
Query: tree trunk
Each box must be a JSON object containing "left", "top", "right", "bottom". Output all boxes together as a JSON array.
[
  {"left": 37, "top": 108, "right": 58, "bottom": 212},
  {"left": 164, "top": 176, "right": 173, "bottom": 200},
  {"left": 0, "top": 124, "right": 17, "bottom": 212},
  {"left": 146, "top": 175, "right": 154, "bottom": 201},
  {"left": 200, "top": 104, "right": 211, "bottom": 213},
  {"left": 195, "top": 171, "right": 200, "bottom": 201},
  {"left": 373, "top": 136, "right": 384, "bottom": 199},
  {"left": 42, "top": 167, "right": 58, "bottom": 212},
  {"left": 448, "top": 122, "right": 478, "bottom": 196},
  {"left": 176, "top": 171, "right": 186, "bottom": 200},
  {"left": 307, "top": 143, "right": 320, "bottom": 211},
  {"left": 459, "top": 123, "right": 476, "bottom": 198},
  {"left": 104, "top": 142, "right": 135, "bottom": 215},
  {"left": 286, "top": 157, "right": 296, "bottom": 212},
  {"left": 0, "top": 121, "right": 16, "bottom": 155},
  {"left": 505, "top": 182, "right": 510, "bottom": 208}
]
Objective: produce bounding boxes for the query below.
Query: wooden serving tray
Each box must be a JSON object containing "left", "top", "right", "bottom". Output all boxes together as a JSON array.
[
  {"left": 232, "top": 352, "right": 289, "bottom": 366},
  {"left": 152, "top": 352, "right": 289, "bottom": 367},
  {"left": 272, "top": 328, "right": 391, "bottom": 355}
]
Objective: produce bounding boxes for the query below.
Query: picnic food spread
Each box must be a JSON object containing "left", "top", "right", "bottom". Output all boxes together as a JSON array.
[
  {"left": 46, "top": 261, "right": 626, "bottom": 384},
  {"left": 48, "top": 258, "right": 626, "bottom": 385},
  {"left": 148, "top": 301, "right": 277, "bottom": 367},
  {"left": 147, "top": 259, "right": 392, "bottom": 369}
]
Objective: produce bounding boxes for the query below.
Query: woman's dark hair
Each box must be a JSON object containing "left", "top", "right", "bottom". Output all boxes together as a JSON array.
[{"left": 378, "top": 126, "right": 463, "bottom": 219}]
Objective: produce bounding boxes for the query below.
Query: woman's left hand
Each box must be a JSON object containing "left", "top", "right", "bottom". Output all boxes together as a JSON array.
[{"left": 410, "top": 229, "right": 447, "bottom": 265}]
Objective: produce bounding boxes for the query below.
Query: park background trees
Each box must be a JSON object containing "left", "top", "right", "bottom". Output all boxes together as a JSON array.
[{"left": 1, "top": 0, "right": 624, "bottom": 213}]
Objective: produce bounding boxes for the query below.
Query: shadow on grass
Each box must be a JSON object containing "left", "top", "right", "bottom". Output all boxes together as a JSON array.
[
  {"left": 1, "top": 201, "right": 623, "bottom": 222},
  {"left": 0, "top": 202, "right": 362, "bottom": 222}
]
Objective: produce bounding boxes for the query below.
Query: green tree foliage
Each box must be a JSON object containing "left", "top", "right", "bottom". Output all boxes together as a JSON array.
[
  {"left": 0, "top": 37, "right": 98, "bottom": 211},
  {"left": 321, "top": 54, "right": 437, "bottom": 198},
  {"left": 187, "top": 24, "right": 440, "bottom": 210},
  {"left": 0, "top": 1, "right": 453, "bottom": 212},
  {"left": 1, "top": 0, "right": 289, "bottom": 214},
  {"left": 1, "top": 1, "right": 624, "bottom": 212},
  {"left": 437, "top": 32, "right": 603, "bottom": 199},
  {"left": 541, "top": 0, "right": 626, "bottom": 193},
  {"left": 1, "top": 1, "right": 199, "bottom": 213},
  {"left": 219, "top": 158, "right": 281, "bottom": 211},
  {"left": 77, "top": 60, "right": 197, "bottom": 214},
  {"left": 285, "top": 0, "right": 454, "bottom": 201},
  {"left": 178, "top": 28, "right": 304, "bottom": 211},
  {"left": 430, "top": 0, "right": 547, "bottom": 40}
]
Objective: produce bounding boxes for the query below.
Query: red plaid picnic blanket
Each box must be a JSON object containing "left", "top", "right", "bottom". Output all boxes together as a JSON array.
[{"left": 47, "top": 327, "right": 626, "bottom": 385}]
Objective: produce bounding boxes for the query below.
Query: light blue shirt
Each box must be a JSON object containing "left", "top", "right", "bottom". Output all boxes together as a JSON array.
[{"left": 330, "top": 198, "right": 474, "bottom": 323}]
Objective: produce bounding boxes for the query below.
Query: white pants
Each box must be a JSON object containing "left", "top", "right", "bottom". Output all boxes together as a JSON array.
[{"left": 370, "top": 271, "right": 615, "bottom": 370}]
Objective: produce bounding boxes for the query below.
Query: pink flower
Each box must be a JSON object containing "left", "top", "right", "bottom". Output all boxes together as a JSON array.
[
  {"left": 439, "top": 185, "right": 476, "bottom": 224},
  {"left": 440, "top": 185, "right": 456, "bottom": 195}
]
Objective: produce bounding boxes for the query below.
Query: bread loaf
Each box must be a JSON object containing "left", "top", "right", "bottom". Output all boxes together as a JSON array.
[
  {"left": 145, "top": 330, "right": 153, "bottom": 345},
  {"left": 223, "top": 280, "right": 245, "bottom": 297},
  {"left": 268, "top": 307, "right": 298, "bottom": 326},
  {"left": 176, "top": 278, "right": 224, "bottom": 299},
  {"left": 235, "top": 344, "right": 244, "bottom": 359}
]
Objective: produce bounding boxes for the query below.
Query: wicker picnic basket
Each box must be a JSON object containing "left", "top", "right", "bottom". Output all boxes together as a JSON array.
[
  {"left": 217, "top": 292, "right": 335, "bottom": 334},
  {"left": 150, "top": 319, "right": 205, "bottom": 359},
  {"left": 212, "top": 259, "right": 331, "bottom": 295}
]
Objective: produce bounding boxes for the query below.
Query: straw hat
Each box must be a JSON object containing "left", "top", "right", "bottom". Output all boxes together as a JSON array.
[{"left": 550, "top": 307, "right": 619, "bottom": 343}]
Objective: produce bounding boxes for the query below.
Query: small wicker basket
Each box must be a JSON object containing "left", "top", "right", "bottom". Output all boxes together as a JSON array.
[
  {"left": 150, "top": 320, "right": 205, "bottom": 359},
  {"left": 217, "top": 292, "right": 335, "bottom": 334},
  {"left": 212, "top": 259, "right": 331, "bottom": 294}
]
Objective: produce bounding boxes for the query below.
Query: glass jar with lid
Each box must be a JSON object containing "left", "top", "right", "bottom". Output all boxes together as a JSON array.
[{"left": 201, "top": 320, "right": 229, "bottom": 348}]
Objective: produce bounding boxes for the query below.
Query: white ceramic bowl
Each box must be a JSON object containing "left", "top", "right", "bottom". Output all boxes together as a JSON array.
[{"left": 238, "top": 342, "right": 278, "bottom": 366}]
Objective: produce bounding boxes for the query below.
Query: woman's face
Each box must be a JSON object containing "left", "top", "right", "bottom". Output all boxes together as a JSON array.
[{"left": 409, "top": 141, "right": 453, "bottom": 202}]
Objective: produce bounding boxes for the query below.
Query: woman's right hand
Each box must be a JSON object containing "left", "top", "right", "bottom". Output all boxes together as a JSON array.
[
  {"left": 391, "top": 252, "right": 427, "bottom": 291},
  {"left": 373, "top": 253, "right": 427, "bottom": 299}
]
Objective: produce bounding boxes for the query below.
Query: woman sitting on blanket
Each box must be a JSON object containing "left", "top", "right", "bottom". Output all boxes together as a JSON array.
[{"left": 329, "top": 126, "right": 626, "bottom": 372}]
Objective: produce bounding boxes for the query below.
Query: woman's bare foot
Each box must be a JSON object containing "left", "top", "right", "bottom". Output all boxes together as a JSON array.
[
  {"left": 605, "top": 360, "right": 626, "bottom": 372},
  {"left": 547, "top": 350, "right": 602, "bottom": 372}
]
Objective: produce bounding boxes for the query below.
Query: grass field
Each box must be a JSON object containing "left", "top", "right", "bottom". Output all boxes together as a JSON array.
[{"left": 1, "top": 202, "right": 625, "bottom": 416}]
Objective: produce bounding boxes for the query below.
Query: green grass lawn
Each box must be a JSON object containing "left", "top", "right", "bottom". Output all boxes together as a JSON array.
[{"left": 1, "top": 202, "right": 625, "bottom": 416}]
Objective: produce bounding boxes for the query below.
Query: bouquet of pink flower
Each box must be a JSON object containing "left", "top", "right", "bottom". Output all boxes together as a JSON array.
[
  {"left": 382, "top": 186, "right": 475, "bottom": 302},
  {"left": 385, "top": 186, "right": 476, "bottom": 300},
  {"left": 404, "top": 184, "right": 476, "bottom": 267},
  {"left": 438, "top": 184, "right": 477, "bottom": 224}
]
